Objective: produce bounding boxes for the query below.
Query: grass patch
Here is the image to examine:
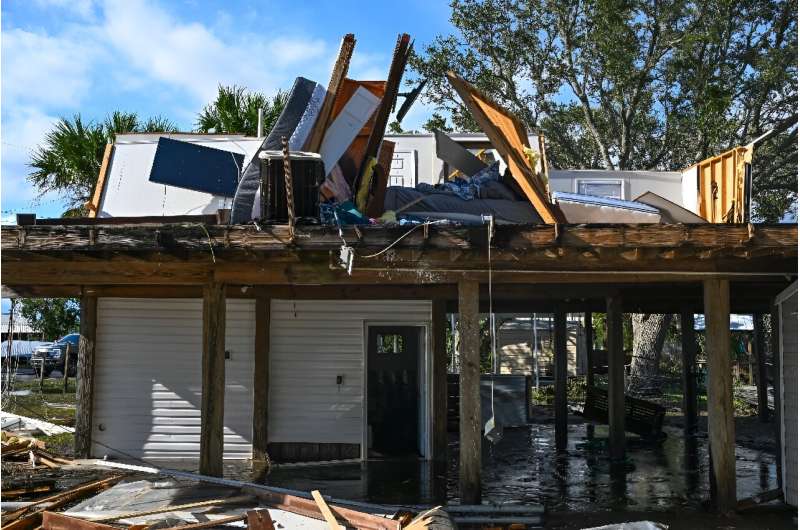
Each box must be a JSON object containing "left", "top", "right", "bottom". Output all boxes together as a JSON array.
[{"left": 3, "top": 377, "right": 77, "bottom": 428}]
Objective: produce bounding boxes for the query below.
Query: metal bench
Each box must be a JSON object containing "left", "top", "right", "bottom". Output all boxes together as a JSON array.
[{"left": 582, "top": 384, "right": 666, "bottom": 439}]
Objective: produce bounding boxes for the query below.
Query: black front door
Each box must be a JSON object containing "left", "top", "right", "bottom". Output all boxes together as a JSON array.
[{"left": 367, "top": 326, "right": 421, "bottom": 457}]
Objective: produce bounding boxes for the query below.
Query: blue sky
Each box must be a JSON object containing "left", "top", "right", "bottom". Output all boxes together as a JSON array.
[{"left": 1, "top": 0, "right": 453, "bottom": 221}]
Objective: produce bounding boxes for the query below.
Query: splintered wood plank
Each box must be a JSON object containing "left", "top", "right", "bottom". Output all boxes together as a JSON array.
[
  {"left": 305, "top": 34, "right": 356, "bottom": 153},
  {"left": 86, "top": 143, "right": 113, "bottom": 218},
  {"left": 311, "top": 490, "right": 342, "bottom": 530},
  {"left": 446, "top": 72, "right": 564, "bottom": 224},
  {"left": 354, "top": 34, "right": 411, "bottom": 196},
  {"left": 365, "top": 140, "right": 396, "bottom": 218}
]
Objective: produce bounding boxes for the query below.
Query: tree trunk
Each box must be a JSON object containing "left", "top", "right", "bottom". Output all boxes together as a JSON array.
[{"left": 628, "top": 313, "right": 672, "bottom": 394}]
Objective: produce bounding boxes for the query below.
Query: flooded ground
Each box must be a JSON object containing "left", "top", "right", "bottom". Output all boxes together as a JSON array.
[{"left": 254, "top": 417, "right": 779, "bottom": 513}]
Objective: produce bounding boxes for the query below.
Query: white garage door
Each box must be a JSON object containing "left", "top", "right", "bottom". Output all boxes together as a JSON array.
[{"left": 92, "top": 298, "right": 255, "bottom": 461}]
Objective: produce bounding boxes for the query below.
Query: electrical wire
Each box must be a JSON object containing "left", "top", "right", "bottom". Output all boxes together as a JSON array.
[{"left": 357, "top": 220, "right": 447, "bottom": 259}]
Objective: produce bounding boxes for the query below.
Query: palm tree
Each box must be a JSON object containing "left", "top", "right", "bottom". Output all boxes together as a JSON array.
[
  {"left": 28, "top": 111, "right": 177, "bottom": 216},
  {"left": 196, "top": 84, "right": 287, "bottom": 137}
]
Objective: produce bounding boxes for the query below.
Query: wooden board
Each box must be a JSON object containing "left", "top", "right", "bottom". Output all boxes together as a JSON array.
[
  {"left": 304, "top": 34, "right": 356, "bottom": 154},
  {"left": 457, "top": 280, "right": 481, "bottom": 504},
  {"left": 354, "top": 34, "right": 410, "bottom": 195},
  {"left": 86, "top": 143, "right": 113, "bottom": 218},
  {"left": 446, "top": 72, "right": 564, "bottom": 224},
  {"left": 365, "top": 140, "right": 396, "bottom": 218}
]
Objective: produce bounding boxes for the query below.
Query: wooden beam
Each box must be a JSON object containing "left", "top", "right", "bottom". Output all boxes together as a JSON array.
[
  {"left": 704, "top": 278, "right": 736, "bottom": 514},
  {"left": 584, "top": 311, "right": 594, "bottom": 387},
  {"left": 74, "top": 293, "right": 97, "bottom": 458},
  {"left": 554, "top": 308, "right": 568, "bottom": 452},
  {"left": 304, "top": 34, "right": 356, "bottom": 153},
  {"left": 753, "top": 313, "right": 770, "bottom": 422},
  {"left": 86, "top": 144, "right": 113, "bottom": 218},
  {"left": 200, "top": 282, "right": 226, "bottom": 476},
  {"left": 253, "top": 296, "right": 270, "bottom": 462},
  {"left": 458, "top": 280, "right": 481, "bottom": 504},
  {"left": 431, "top": 299, "right": 448, "bottom": 462},
  {"left": 606, "top": 294, "right": 625, "bottom": 461},
  {"left": 681, "top": 308, "right": 698, "bottom": 436}
]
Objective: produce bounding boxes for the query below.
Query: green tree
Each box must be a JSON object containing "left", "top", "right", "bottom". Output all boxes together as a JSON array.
[
  {"left": 28, "top": 112, "right": 177, "bottom": 217},
  {"left": 197, "top": 85, "right": 287, "bottom": 137},
  {"left": 411, "top": 0, "right": 797, "bottom": 221},
  {"left": 18, "top": 299, "right": 80, "bottom": 341}
]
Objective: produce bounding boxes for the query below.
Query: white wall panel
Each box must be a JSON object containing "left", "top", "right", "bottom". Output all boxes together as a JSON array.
[
  {"left": 268, "top": 300, "right": 432, "bottom": 445},
  {"left": 92, "top": 298, "right": 255, "bottom": 460}
]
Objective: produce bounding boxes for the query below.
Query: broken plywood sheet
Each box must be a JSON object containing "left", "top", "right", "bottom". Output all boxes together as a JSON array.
[
  {"left": 685, "top": 145, "right": 752, "bottom": 223},
  {"left": 446, "top": 72, "right": 564, "bottom": 224}
]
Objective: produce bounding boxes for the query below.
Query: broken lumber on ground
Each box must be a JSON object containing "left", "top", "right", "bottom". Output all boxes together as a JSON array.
[{"left": 2, "top": 475, "right": 126, "bottom": 530}]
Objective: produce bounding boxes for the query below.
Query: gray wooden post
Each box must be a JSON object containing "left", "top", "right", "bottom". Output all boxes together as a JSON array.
[
  {"left": 554, "top": 309, "right": 568, "bottom": 452},
  {"left": 200, "top": 283, "right": 226, "bottom": 477},
  {"left": 681, "top": 308, "right": 698, "bottom": 435},
  {"left": 606, "top": 295, "right": 625, "bottom": 461},
  {"left": 704, "top": 278, "right": 736, "bottom": 513},
  {"left": 74, "top": 294, "right": 97, "bottom": 458},
  {"left": 458, "top": 280, "right": 481, "bottom": 504}
]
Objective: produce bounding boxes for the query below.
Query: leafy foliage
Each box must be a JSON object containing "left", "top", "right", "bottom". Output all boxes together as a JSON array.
[
  {"left": 411, "top": 0, "right": 797, "bottom": 220},
  {"left": 28, "top": 112, "right": 177, "bottom": 216},
  {"left": 197, "top": 84, "right": 287, "bottom": 137},
  {"left": 18, "top": 298, "right": 80, "bottom": 341}
]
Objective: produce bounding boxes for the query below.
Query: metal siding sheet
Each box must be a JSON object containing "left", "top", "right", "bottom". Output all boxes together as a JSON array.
[
  {"left": 268, "top": 299, "right": 432, "bottom": 445},
  {"left": 92, "top": 298, "right": 254, "bottom": 461}
]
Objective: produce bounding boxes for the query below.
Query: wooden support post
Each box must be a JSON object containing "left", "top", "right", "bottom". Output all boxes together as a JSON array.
[
  {"left": 753, "top": 313, "right": 770, "bottom": 422},
  {"left": 74, "top": 293, "right": 97, "bottom": 458},
  {"left": 770, "top": 304, "right": 783, "bottom": 489},
  {"left": 704, "top": 278, "right": 736, "bottom": 513},
  {"left": 554, "top": 308, "right": 568, "bottom": 452},
  {"left": 606, "top": 295, "right": 625, "bottom": 461},
  {"left": 458, "top": 280, "right": 481, "bottom": 504},
  {"left": 584, "top": 311, "right": 594, "bottom": 388},
  {"left": 252, "top": 296, "right": 270, "bottom": 462},
  {"left": 62, "top": 343, "right": 71, "bottom": 395},
  {"left": 200, "top": 283, "right": 226, "bottom": 477},
  {"left": 431, "top": 300, "right": 448, "bottom": 462},
  {"left": 681, "top": 308, "right": 698, "bottom": 436}
]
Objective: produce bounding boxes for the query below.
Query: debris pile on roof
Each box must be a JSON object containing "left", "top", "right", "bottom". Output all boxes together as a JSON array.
[{"left": 83, "top": 32, "right": 757, "bottom": 228}]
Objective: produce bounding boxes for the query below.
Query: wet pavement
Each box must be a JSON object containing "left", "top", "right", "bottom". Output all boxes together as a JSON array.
[{"left": 253, "top": 421, "right": 778, "bottom": 513}]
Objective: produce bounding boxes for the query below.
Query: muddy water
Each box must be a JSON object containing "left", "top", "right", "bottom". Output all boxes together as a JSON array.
[{"left": 255, "top": 423, "right": 777, "bottom": 512}]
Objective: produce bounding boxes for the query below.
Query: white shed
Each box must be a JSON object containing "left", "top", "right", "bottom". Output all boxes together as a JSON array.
[{"left": 776, "top": 281, "right": 798, "bottom": 506}]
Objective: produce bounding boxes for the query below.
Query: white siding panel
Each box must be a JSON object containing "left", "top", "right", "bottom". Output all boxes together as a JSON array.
[
  {"left": 268, "top": 300, "right": 431, "bottom": 445},
  {"left": 780, "top": 290, "right": 798, "bottom": 506},
  {"left": 92, "top": 298, "right": 254, "bottom": 461}
]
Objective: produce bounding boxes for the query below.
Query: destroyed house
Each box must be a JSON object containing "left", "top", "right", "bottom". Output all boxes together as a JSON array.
[{"left": 2, "top": 33, "right": 796, "bottom": 514}]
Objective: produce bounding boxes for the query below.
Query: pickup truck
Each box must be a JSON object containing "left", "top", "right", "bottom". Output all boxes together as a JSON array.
[{"left": 31, "top": 333, "right": 80, "bottom": 377}]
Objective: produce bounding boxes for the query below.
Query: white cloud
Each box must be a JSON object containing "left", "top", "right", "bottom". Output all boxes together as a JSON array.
[
  {"left": 99, "top": 0, "right": 328, "bottom": 103},
  {"left": 31, "top": 0, "right": 97, "bottom": 19},
  {"left": 1, "top": 27, "right": 99, "bottom": 109}
]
